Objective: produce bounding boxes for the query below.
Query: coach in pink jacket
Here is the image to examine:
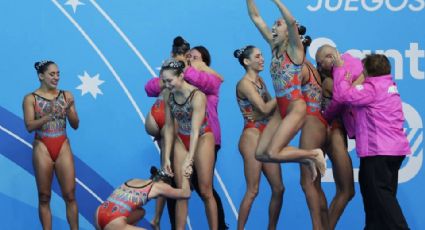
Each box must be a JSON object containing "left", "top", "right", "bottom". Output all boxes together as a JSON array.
[{"left": 333, "top": 54, "right": 410, "bottom": 230}]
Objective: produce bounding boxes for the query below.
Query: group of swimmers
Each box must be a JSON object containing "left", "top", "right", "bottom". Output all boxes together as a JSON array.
[{"left": 23, "top": 0, "right": 411, "bottom": 229}]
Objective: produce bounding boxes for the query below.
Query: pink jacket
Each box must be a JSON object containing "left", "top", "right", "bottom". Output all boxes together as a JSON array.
[
  {"left": 323, "top": 53, "right": 363, "bottom": 138},
  {"left": 333, "top": 73, "right": 411, "bottom": 157},
  {"left": 144, "top": 67, "right": 222, "bottom": 146},
  {"left": 144, "top": 77, "right": 162, "bottom": 98}
]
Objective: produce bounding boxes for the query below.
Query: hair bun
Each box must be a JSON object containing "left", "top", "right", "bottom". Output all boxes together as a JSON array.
[
  {"left": 298, "top": 25, "right": 306, "bottom": 36},
  {"left": 150, "top": 166, "right": 158, "bottom": 176},
  {"left": 150, "top": 165, "right": 173, "bottom": 183},
  {"left": 173, "top": 36, "right": 186, "bottom": 46},
  {"left": 34, "top": 62, "right": 41, "bottom": 71},
  {"left": 233, "top": 49, "right": 241, "bottom": 59},
  {"left": 234, "top": 46, "right": 248, "bottom": 59},
  {"left": 303, "top": 35, "right": 312, "bottom": 47},
  {"left": 161, "top": 58, "right": 186, "bottom": 71},
  {"left": 34, "top": 60, "right": 54, "bottom": 74}
]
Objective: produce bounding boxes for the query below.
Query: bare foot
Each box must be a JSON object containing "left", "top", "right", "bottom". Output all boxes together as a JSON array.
[{"left": 312, "top": 149, "right": 326, "bottom": 176}]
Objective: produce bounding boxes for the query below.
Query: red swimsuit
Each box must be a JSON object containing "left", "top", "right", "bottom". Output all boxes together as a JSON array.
[
  {"left": 96, "top": 180, "right": 153, "bottom": 229},
  {"left": 150, "top": 97, "right": 165, "bottom": 130},
  {"left": 270, "top": 52, "right": 304, "bottom": 118},
  {"left": 237, "top": 77, "right": 271, "bottom": 133},
  {"left": 301, "top": 64, "right": 328, "bottom": 127},
  {"left": 168, "top": 89, "right": 212, "bottom": 150},
  {"left": 33, "top": 90, "right": 68, "bottom": 161}
]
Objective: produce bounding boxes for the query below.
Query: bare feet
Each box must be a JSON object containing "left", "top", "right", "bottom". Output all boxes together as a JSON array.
[{"left": 312, "top": 149, "right": 326, "bottom": 176}]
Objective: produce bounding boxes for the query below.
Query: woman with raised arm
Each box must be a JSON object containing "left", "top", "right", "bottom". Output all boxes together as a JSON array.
[
  {"left": 246, "top": 0, "right": 326, "bottom": 179},
  {"left": 22, "top": 60, "right": 80, "bottom": 230},
  {"left": 161, "top": 58, "right": 218, "bottom": 230},
  {"left": 234, "top": 45, "right": 284, "bottom": 230}
]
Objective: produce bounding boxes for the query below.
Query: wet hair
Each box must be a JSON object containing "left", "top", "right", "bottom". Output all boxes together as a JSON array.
[
  {"left": 172, "top": 36, "right": 190, "bottom": 57},
  {"left": 297, "top": 23, "right": 311, "bottom": 54},
  {"left": 233, "top": 45, "right": 256, "bottom": 69},
  {"left": 34, "top": 60, "right": 55, "bottom": 74},
  {"left": 192, "top": 46, "right": 211, "bottom": 66},
  {"left": 150, "top": 166, "right": 173, "bottom": 184},
  {"left": 362, "top": 54, "right": 391, "bottom": 77},
  {"left": 160, "top": 58, "right": 186, "bottom": 76}
]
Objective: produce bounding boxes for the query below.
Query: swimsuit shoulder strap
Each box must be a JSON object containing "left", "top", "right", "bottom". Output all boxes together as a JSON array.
[
  {"left": 306, "top": 63, "right": 321, "bottom": 87},
  {"left": 187, "top": 89, "right": 200, "bottom": 103}
]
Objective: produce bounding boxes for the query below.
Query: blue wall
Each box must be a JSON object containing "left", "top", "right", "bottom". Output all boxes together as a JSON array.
[{"left": 1, "top": 0, "right": 424, "bottom": 229}]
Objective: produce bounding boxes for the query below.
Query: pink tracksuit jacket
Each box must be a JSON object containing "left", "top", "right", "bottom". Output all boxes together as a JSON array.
[
  {"left": 323, "top": 53, "right": 363, "bottom": 139},
  {"left": 332, "top": 72, "right": 411, "bottom": 157}
]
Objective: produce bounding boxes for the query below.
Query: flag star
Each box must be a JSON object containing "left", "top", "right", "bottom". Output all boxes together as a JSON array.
[
  {"left": 65, "top": 0, "right": 85, "bottom": 13},
  {"left": 76, "top": 71, "right": 105, "bottom": 99}
]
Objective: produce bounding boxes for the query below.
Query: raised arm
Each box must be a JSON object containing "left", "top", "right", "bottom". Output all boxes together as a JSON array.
[
  {"left": 162, "top": 94, "right": 175, "bottom": 175},
  {"left": 149, "top": 176, "right": 191, "bottom": 200},
  {"left": 190, "top": 61, "right": 224, "bottom": 82},
  {"left": 273, "top": 0, "right": 304, "bottom": 62},
  {"left": 246, "top": 0, "right": 273, "bottom": 46},
  {"left": 64, "top": 91, "right": 79, "bottom": 130},
  {"left": 184, "top": 66, "right": 222, "bottom": 96},
  {"left": 22, "top": 94, "right": 50, "bottom": 132},
  {"left": 238, "top": 79, "right": 276, "bottom": 115}
]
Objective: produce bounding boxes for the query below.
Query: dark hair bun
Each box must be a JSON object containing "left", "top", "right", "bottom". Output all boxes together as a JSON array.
[
  {"left": 34, "top": 60, "right": 55, "bottom": 74},
  {"left": 150, "top": 165, "right": 173, "bottom": 184},
  {"left": 233, "top": 49, "right": 241, "bottom": 59},
  {"left": 303, "top": 35, "right": 312, "bottom": 47},
  {"left": 173, "top": 36, "right": 185, "bottom": 46},
  {"left": 298, "top": 25, "right": 306, "bottom": 35},
  {"left": 233, "top": 45, "right": 255, "bottom": 69},
  {"left": 150, "top": 166, "right": 158, "bottom": 176},
  {"left": 34, "top": 62, "right": 41, "bottom": 71}
]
